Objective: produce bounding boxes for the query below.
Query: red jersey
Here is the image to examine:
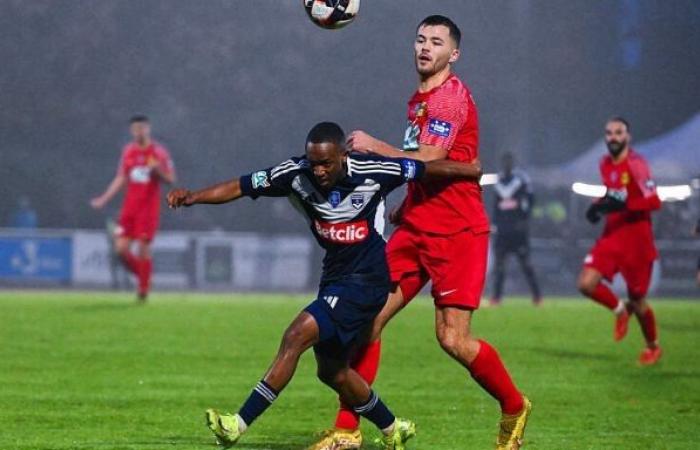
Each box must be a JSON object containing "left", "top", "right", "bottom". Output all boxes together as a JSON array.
[
  {"left": 401, "top": 74, "right": 489, "bottom": 235},
  {"left": 599, "top": 149, "right": 660, "bottom": 260},
  {"left": 119, "top": 141, "right": 174, "bottom": 218}
]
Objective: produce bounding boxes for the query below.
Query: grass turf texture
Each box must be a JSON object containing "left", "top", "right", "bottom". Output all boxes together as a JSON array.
[{"left": 1, "top": 292, "right": 699, "bottom": 450}]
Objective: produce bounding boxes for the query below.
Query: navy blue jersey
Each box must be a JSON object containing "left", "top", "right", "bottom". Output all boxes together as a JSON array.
[
  {"left": 493, "top": 168, "right": 534, "bottom": 234},
  {"left": 240, "top": 154, "right": 425, "bottom": 285}
]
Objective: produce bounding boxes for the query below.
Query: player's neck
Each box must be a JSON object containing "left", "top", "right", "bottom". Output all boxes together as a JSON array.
[
  {"left": 135, "top": 138, "right": 152, "bottom": 149},
  {"left": 418, "top": 67, "right": 451, "bottom": 93},
  {"left": 611, "top": 147, "right": 630, "bottom": 164}
]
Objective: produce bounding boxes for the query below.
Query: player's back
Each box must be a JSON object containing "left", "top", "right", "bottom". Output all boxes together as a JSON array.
[{"left": 402, "top": 74, "right": 489, "bottom": 235}]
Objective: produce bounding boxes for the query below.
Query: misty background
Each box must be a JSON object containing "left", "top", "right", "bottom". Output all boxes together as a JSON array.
[{"left": 2, "top": 0, "right": 699, "bottom": 235}]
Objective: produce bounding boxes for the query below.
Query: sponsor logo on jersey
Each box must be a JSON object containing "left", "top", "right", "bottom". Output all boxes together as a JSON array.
[
  {"left": 329, "top": 190, "right": 341, "bottom": 208},
  {"left": 401, "top": 159, "right": 417, "bottom": 181},
  {"left": 314, "top": 219, "right": 369, "bottom": 244},
  {"left": 252, "top": 171, "right": 270, "bottom": 189},
  {"left": 129, "top": 166, "right": 152, "bottom": 184},
  {"left": 428, "top": 118, "right": 452, "bottom": 137},
  {"left": 351, "top": 193, "right": 365, "bottom": 210}
]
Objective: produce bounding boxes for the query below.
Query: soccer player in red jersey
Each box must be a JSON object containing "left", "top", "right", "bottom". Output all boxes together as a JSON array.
[
  {"left": 311, "top": 16, "right": 530, "bottom": 450},
  {"left": 577, "top": 117, "right": 662, "bottom": 365},
  {"left": 91, "top": 115, "right": 176, "bottom": 301}
]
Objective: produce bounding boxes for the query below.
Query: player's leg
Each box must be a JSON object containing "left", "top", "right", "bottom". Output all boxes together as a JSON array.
[
  {"left": 206, "top": 311, "right": 319, "bottom": 446},
  {"left": 623, "top": 262, "right": 662, "bottom": 365},
  {"left": 578, "top": 245, "right": 629, "bottom": 341},
  {"left": 515, "top": 240, "right": 542, "bottom": 305},
  {"left": 490, "top": 238, "right": 508, "bottom": 306},
  {"left": 426, "top": 230, "right": 530, "bottom": 449},
  {"left": 316, "top": 352, "right": 416, "bottom": 449},
  {"left": 330, "top": 228, "right": 426, "bottom": 437},
  {"left": 114, "top": 236, "right": 140, "bottom": 275},
  {"left": 136, "top": 239, "right": 152, "bottom": 300}
]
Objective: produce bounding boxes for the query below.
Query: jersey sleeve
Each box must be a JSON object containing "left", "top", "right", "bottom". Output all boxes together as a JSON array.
[
  {"left": 627, "top": 156, "right": 661, "bottom": 212},
  {"left": 347, "top": 155, "right": 425, "bottom": 194},
  {"left": 239, "top": 157, "right": 303, "bottom": 199},
  {"left": 117, "top": 147, "right": 129, "bottom": 176},
  {"left": 418, "top": 88, "right": 468, "bottom": 150},
  {"left": 155, "top": 145, "right": 175, "bottom": 176}
]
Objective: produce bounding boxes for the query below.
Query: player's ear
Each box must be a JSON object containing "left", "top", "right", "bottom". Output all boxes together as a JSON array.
[{"left": 449, "top": 48, "right": 460, "bottom": 64}]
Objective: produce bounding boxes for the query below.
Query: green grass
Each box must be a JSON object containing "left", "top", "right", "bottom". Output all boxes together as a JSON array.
[{"left": 1, "top": 292, "right": 699, "bottom": 450}]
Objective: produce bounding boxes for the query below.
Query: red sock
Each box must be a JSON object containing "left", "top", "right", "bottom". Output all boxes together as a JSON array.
[
  {"left": 468, "top": 340, "right": 524, "bottom": 415},
  {"left": 589, "top": 283, "right": 621, "bottom": 311},
  {"left": 138, "top": 258, "right": 152, "bottom": 296},
  {"left": 121, "top": 253, "right": 140, "bottom": 275},
  {"left": 334, "top": 339, "right": 382, "bottom": 430},
  {"left": 639, "top": 307, "right": 658, "bottom": 344}
]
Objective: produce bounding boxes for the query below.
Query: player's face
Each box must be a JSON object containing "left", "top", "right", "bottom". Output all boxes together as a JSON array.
[
  {"left": 605, "top": 121, "right": 630, "bottom": 157},
  {"left": 306, "top": 142, "right": 347, "bottom": 190},
  {"left": 414, "top": 25, "right": 460, "bottom": 77},
  {"left": 130, "top": 121, "right": 151, "bottom": 145}
]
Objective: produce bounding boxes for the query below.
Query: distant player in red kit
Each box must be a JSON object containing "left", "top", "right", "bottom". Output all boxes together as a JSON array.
[
  {"left": 311, "top": 16, "right": 530, "bottom": 450},
  {"left": 577, "top": 117, "right": 662, "bottom": 365},
  {"left": 91, "top": 115, "right": 176, "bottom": 301}
]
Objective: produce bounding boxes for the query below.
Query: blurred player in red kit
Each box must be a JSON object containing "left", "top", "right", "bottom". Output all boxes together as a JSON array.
[
  {"left": 311, "top": 15, "right": 530, "bottom": 450},
  {"left": 577, "top": 117, "right": 662, "bottom": 365},
  {"left": 91, "top": 115, "right": 175, "bottom": 301}
]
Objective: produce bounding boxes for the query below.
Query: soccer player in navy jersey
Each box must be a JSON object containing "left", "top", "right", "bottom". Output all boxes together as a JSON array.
[{"left": 167, "top": 122, "right": 481, "bottom": 449}]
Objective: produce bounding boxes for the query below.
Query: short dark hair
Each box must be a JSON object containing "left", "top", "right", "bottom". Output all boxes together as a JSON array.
[
  {"left": 306, "top": 122, "right": 346, "bottom": 148},
  {"left": 129, "top": 114, "right": 150, "bottom": 124},
  {"left": 608, "top": 116, "right": 630, "bottom": 132},
  {"left": 418, "top": 15, "right": 461, "bottom": 48}
]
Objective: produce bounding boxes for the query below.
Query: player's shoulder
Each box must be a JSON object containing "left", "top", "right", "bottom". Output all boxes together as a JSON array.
[
  {"left": 271, "top": 156, "right": 309, "bottom": 180},
  {"left": 599, "top": 153, "right": 613, "bottom": 168},
  {"left": 627, "top": 149, "right": 649, "bottom": 166},
  {"left": 152, "top": 140, "right": 171, "bottom": 156},
  {"left": 513, "top": 168, "right": 532, "bottom": 183},
  {"left": 438, "top": 74, "right": 472, "bottom": 100},
  {"left": 347, "top": 153, "right": 406, "bottom": 180}
]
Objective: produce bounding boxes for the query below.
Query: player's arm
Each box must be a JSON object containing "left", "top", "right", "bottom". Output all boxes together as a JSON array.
[
  {"left": 421, "top": 158, "right": 482, "bottom": 181},
  {"left": 168, "top": 161, "right": 295, "bottom": 209},
  {"left": 90, "top": 172, "right": 126, "bottom": 209},
  {"left": 168, "top": 178, "right": 243, "bottom": 209},
  {"left": 348, "top": 130, "right": 447, "bottom": 162},
  {"left": 626, "top": 158, "right": 661, "bottom": 212}
]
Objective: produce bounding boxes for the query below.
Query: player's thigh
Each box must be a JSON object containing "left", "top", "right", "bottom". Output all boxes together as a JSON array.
[
  {"left": 134, "top": 212, "right": 159, "bottom": 243},
  {"left": 386, "top": 227, "right": 422, "bottom": 287},
  {"left": 314, "top": 351, "right": 349, "bottom": 385},
  {"left": 621, "top": 260, "right": 654, "bottom": 300},
  {"left": 582, "top": 238, "right": 619, "bottom": 282},
  {"left": 279, "top": 311, "right": 321, "bottom": 353},
  {"left": 422, "top": 229, "right": 489, "bottom": 310},
  {"left": 114, "top": 236, "right": 132, "bottom": 255}
]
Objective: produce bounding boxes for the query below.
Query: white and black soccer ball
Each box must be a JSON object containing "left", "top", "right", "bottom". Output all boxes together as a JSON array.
[{"left": 303, "top": 0, "right": 360, "bottom": 30}]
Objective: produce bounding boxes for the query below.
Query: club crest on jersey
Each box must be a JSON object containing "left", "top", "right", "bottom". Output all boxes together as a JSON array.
[
  {"left": 428, "top": 118, "right": 452, "bottom": 137},
  {"left": 329, "top": 190, "right": 341, "bottom": 208},
  {"left": 415, "top": 102, "right": 427, "bottom": 117},
  {"left": 252, "top": 171, "right": 270, "bottom": 189},
  {"left": 351, "top": 193, "right": 365, "bottom": 210},
  {"left": 621, "top": 172, "right": 630, "bottom": 185}
]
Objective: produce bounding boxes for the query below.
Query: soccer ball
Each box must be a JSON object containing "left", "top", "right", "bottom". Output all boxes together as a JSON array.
[{"left": 303, "top": 0, "right": 360, "bottom": 30}]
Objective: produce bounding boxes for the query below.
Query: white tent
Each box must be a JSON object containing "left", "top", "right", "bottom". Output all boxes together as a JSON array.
[{"left": 541, "top": 112, "right": 700, "bottom": 184}]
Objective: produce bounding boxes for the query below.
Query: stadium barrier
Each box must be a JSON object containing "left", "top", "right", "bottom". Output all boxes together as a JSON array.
[{"left": 0, "top": 229, "right": 697, "bottom": 297}]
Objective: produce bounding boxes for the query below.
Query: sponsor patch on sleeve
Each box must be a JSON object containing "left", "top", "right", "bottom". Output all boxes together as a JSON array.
[
  {"left": 252, "top": 171, "right": 270, "bottom": 189},
  {"left": 427, "top": 118, "right": 452, "bottom": 138}
]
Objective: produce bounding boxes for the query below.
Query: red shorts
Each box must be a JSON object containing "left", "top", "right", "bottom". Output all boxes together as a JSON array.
[
  {"left": 386, "top": 226, "right": 489, "bottom": 309},
  {"left": 584, "top": 237, "right": 654, "bottom": 298},
  {"left": 117, "top": 210, "right": 159, "bottom": 242}
]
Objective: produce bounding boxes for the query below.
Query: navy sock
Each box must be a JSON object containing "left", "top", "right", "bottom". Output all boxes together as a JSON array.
[
  {"left": 238, "top": 380, "right": 278, "bottom": 426},
  {"left": 352, "top": 390, "right": 395, "bottom": 431}
]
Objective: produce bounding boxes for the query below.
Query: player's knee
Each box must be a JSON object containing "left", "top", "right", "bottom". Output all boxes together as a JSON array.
[
  {"left": 436, "top": 328, "right": 463, "bottom": 358},
  {"left": 577, "top": 276, "right": 595, "bottom": 296}
]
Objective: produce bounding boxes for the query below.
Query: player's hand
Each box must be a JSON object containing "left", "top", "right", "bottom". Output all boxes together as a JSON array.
[
  {"left": 389, "top": 205, "right": 403, "bottom": 225},
  {"left": 90, "top": 196, "right": 106, "bottom": 210},
  {"left": 147, "top": 156, "right": 161, "bottom": 169},
  {"left": 585, "top": 203, "right": 602, "bottom": 224},
  {"left": 167, "top": 188, "right": 195, "bottom": 209},
  {"left": 347, "top": 130, "right": 379, "bottom": 154}
]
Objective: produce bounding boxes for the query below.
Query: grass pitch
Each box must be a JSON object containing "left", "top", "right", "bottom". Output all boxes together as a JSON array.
[{"left": 1, "top": 291, "right": 699, "bottom": 450}]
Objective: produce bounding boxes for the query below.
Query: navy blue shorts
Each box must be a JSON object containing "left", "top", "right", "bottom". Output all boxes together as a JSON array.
[{"left": 304, "top": 280, "right": 387, "bottom": 361}]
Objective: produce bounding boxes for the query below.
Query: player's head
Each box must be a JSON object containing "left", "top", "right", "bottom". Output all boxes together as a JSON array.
[
  {"left": 305, "top": 122, "right": 348, "bottom": 190},
  {"left": 129, "top": 114, "right": 151, "bottom": 145},
  {"left": 501, "top": 152, "right": 515, "bottom": 175},
  {"left": 415, "top": 15, "right": 461, "bottom": 78},
  {"left": 604, "top": 117, "right": 631, "bottom": 158}
]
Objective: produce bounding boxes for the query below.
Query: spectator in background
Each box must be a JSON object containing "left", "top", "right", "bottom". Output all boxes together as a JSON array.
[
  {"left": 490, "top": 152, "right": 543, "bottom": 306},
  {"left": 9, "top": 196, "right": 38, "bottom": 229}
]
